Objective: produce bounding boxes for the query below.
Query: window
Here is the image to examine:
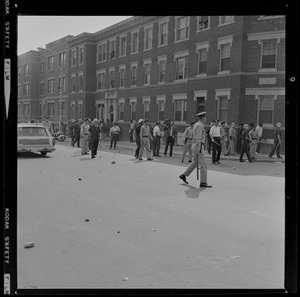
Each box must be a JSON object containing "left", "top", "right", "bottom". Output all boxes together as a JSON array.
[
  {"left": 196, "top": 97, "right": 206, "bottom": 113},
  {"left": 58, "top": 76, "right": 66, "bottom": 92},
  {"left": 24, "top": 64, "right": 29, "bottom": 76},
  {"left": 71, "top": 75, "right": 76, "bottom": 92},
  {"left": 47, "top": 79, "right": 55, "bottom": 93},
  {"left": 78, "top": 102, "right": 83, "bottom": 119},
  {"left": 197, "top": 16, "right": 210, "bottom": 31},
  {"left": 258, "top": 95, "right": 274, "bottom": 124},
  {"left": 144, "top": 26, "right": 153, "bottom": 50},
  {"left": 40, "top": 82, "right": 44, "bottom": 96},
  {"left": 217, "top": 95, "right": 228, "bottom": 122},
  {"left": 18, "top": 85, "right": 21, "bottom": 97},
  {"left": 119, "top": 103, "right": 124, "bottom": 120},
  {"left": 144, "top": 62, "right": 151, "bottom": 85},
  {"left": 23, "top": 104, "right": 29, "bottom": 116},
  {"left": 158, "top": 20, "right": 168, "bottom": 46},
  {"left": 119, "top": 35, "right": 127, "bottom": 57},
  {"left": 220, "top": 43, "right": 231, "bottom": 72},
  {"left": 175, "top": 56, "right": 188, "bottom": 80},
  {"left": 219, "top": 16, "right": 234, "bottom": 25},
  {"left": 197, "top": 48, "right": 207, "bottom": 74},
  {"left": 78, "top": 73, "right": 83, "bottom": 91},
  {"left": 175, "top": 16, "right": 190, "bottom": 41},
  {"left": 130, "top": 101, "right": 136, "bottom": 120},
  {"left": 97, "top": 72, "right": 106, "bottom": 90},
  {"left": 79, "top": 47, "right": 84, "bottom": 65},
  {"left": 174, "top": 100, "right": 187, "bottom": 122},
  {"left": 47, "top": 102, "right": 55, "bottom": 116},
  {"left": 157, "top": 100, "right": 165, "bottom": 121},
  {"left": 23, "top": 83, "right": 29, "bottom": 96},
  {"left": 71, "top": 103, "right": 75, "bottom": 119},
  {"left": 131, "top": 31, "right": 139, "bottom": 54},
  {"left": 261, "top": 40, "right": 277, "bottom": 69},
  {"left": 158, "top": 57, "right": 166, "bottom": 83},
  {"left": 40, "top": 63, "right": 45, "bottom": 74},
  {"left": 143, "top": 98, "right": 150, "bottom": 119},
  {"left": 18, "top": 104, "right": 22, "bottom": 116},
  {"left": 59, "top": 52, "right": 67, "bottom": 67},
  {"left": 131, "top": 64, "right": 137, "bottom": 86},
  {"left": 109, "top": 68, "right": 115, "bottom": 88},
  {"left": 48, "top": 56, "right": 55, "bottom": 70},
  {"left": 97, "top": 43, "right": 106, "bottom": 62},
  {"left": 59, "top": 101, "right": 65, "bottom": 117},
  {"left": 18, "top": 66, "right": 21, "bottom": 77},
  {"left": 71, "top": 49, "right": 76, "bottom": 66},
  {"left": 109, "top": 39, "right": 116, "bottom": 59},
  {"left": 119, "top": 67, "right": 125, "bottom": 88}
]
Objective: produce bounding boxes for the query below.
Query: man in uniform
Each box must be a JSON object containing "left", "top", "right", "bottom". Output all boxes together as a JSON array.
[
  {"left": 139, "top": 119, "right": 153, "bottom": 161},
  {"left": 181, "top": 121, "right": 195, "bottom": 163},
  {"left": 80, "top": 118, "right": 90, "bottom": 155},
  {"left": 135, "top": 119, "right": 143, "bottom": 158},
  {"left": 239, "top": 124, "right": 254, "bottom": 163},
  {"left": 179, "top": 112, "right": 212, "bottom": 188}
]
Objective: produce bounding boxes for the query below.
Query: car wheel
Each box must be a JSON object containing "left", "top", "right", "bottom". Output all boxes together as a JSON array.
[{"left": 41, "top": 152, "right": 47, "bottom": 156}]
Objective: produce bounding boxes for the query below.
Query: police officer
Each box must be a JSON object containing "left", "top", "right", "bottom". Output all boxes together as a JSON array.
[{"left": 179, "top": 112, "right": 212, "bottom": 188}]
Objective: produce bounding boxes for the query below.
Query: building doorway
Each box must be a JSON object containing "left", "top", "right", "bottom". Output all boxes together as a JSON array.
[{"left": 109, "top": 104, "right": 114, "bottom": 122}]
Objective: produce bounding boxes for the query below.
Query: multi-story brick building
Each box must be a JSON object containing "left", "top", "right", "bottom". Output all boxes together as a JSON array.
[{"left": 18, "top": 15, "right": 285, "bottom": 153}]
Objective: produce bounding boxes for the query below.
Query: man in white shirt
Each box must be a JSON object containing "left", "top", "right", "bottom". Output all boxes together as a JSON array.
[
  {"left": 255, "top": 122, "right": 265, "bottom": 154},
  {"left": 152, "top": 121, "right": 162, "bottom": 157},
  {"left": 179, "top": 112, "right": 212, "bottom": 188},
  {"left": 209, "top": 120, "right": 222, "bottom": 164},
  {"left": 80, "top": 118, "right": 90, "bottom": 155},
  {"left": 228, "top": 122, "right": 236, "bottom": 155}
]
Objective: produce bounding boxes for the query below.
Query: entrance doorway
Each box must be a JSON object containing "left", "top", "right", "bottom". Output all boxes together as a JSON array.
[{"left": 109, "top": 105, "right": 114, "bottom": 122}]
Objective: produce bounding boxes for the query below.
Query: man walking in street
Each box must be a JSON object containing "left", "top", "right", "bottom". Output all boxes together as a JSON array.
[
  {"left": 164, "top": 121, "right": 177, "bottom": 157},
  {"left": 269, "top": 122, "right": 283, "bottom": 159},
  {"left": 239, "top": 124, "right": 254, "bottom": 163},
  {"left": 248, "top": 123, "right": 258, "bottom": 159},
  {"left": 179, "top": 112, "right": 212, "bottom": 188},
  {"left": 110, "top": 122, "right": 121, "bottom": 149},
  {"left": 220, "top": 121, "right": 229, "bottom": 156},
  {"left": 42, "top": 116, "right": 54, "bottom": 134},
  {"left": 181, "top": 121, "right": 194, "bottom": 163},
  {"left": 139, "top": 119, "right": 153, "bottom": 161},
  {"left": 152, "top": 121, "right": 162, "bottom": 157},
  {"left": 209, "top": 120, "right": 222, "bottom": 164},
  {"left": 255, "top": 122, "right": 266, "bottom": 154},
  {"left": 80, "top": 118, "right": 90, "bottom": 155},
  {"left": 135, "top": 119, "right": 143, "bottom": 158},
  {"left": 228, "top": 122, "right": 236, "bottom": 155}
]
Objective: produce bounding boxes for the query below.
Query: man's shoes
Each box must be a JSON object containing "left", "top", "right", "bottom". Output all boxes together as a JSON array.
[
  {"left": 277, "top": 156, "right": 282, "bottom": 159},
  {"left": 249, "top": 160, "right": 254, "bottom": 163},
  {"left": 239, "top": 160, "right": 244, "bottom": 162},
  {"left": 188, "top": 160, "right": 192, "bottom": 163},
  {"left": 268, "top": 155, "right": 273, "bottom": 159},
  {"left": 147, "top": 158, "right": 153, "bottom": 161},
  {"left": 224, "top": 154, "right": 229, "bottom": 156},
  {"left": 212, "top": 162, "right": 217, "bottom": 164},
  {"left": 200, "top": 183, "right": 212, "bottom": 188},
  {"left": 181, "top": 159, "right": 184, "bottom": 163},
  {"left": 179, "top": 174, "right": 188, "bottom": 184},
  {"left": 216, "top": 161, "right": 221, "bottom": 164},
  {"left": 138, "top": 158, "right": 143, "bottom": 161},
  {"left": 156, "top": 155, "right": 161, "bottom": 157},
  {"left": 169, "top": 155, "right": 172, "bottom": 157}
]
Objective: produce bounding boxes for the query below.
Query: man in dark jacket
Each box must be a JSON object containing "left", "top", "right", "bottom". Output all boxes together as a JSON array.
[
  {"left": 89, "top": 119, "right": 100, "bottom": 158},
  {"left": 135, "top": 119, "right": 143, "bottom": 158},
  {"left": 70, "top": 120, "right": 81, "bottom": 147},
  {"left": 164, "top": 121, "right": 177, "bottom": 157}
]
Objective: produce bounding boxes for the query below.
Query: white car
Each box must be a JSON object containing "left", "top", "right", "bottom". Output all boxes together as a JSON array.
[{"left": 17, "top": 123, "right": 56, "bottom": 156}]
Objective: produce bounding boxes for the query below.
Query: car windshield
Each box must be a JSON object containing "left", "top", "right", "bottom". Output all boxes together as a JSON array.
[{"left": 18, "top": 127, "right": 48, "bottom": 137}]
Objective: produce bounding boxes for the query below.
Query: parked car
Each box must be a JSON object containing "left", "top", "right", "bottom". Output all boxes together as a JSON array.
[{"left": 17, "top": 123, "right": 55, "bottom": 156}]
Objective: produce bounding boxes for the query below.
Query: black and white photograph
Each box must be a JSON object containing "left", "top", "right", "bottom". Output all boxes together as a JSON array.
[{"left": 3, "top": 0, "right": 297, "bottom": 294}]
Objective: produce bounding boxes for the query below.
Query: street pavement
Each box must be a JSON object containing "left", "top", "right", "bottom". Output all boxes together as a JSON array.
[{"left": 17, "top": 142, "right": 285, "bottom": 289}]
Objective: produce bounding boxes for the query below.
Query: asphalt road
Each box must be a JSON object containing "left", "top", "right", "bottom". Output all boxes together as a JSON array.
[{"left": 17, "top": 144, "right": 285, "bottom": 289}]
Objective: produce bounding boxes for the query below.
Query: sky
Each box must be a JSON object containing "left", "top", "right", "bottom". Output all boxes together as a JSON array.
[{"left": 17, "top": 16, "right": 131, "bottom": 55}]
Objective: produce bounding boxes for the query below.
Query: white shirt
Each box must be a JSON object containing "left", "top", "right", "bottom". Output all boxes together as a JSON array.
[
  {"left": 153, "top": 125, "right": 161, "bottom": 136},
  {"left": 209, "top": 125, "right": 221, "bottom": 137},
  {"left": 255, "top": 125, "right": 263, "bottom": 137}
]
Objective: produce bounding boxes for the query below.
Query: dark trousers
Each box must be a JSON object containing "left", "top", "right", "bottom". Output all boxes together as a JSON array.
[
  {"left": 153, "top": 136, "right": 161, "bottom": 156},
  {"left": 72, "top": 136, "right": 80, "bottom": 147},
  {"left": 129, "top": 130, "right": 134, "bottom": 142},
  {"left": 239, "top": 141, "right": 251, "bottom": 161},
  {"left": 269, "top": 141, "right": 281, "bottom": 157},
  {"left": 110, "top": 134, "right": 118, "bottom": 149},
  {"left": 207, "top": 137, "right": 212, "bottom": 154},
  {"left": 164, "top": 136, "right": 175, "bottom": 156},
  {"left": 135, "top": 137, "right": 141, "bottom": 157},
  {"left": 212, "top": 137, "right": 221, "bottom": 162},
  {"left": 90, "top": 138, "right": 99, "bottom": 157}
]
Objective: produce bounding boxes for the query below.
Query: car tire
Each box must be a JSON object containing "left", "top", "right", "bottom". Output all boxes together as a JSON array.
[{"left": 41, "top": 152, "right": 47, "bottom": 156}]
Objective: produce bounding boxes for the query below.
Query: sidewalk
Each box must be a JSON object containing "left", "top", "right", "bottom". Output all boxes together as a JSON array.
[{"left": 94, "top": 138, "right": 285, "bottom": 163}]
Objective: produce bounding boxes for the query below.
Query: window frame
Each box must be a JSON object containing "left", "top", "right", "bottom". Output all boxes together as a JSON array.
[
  {"left": 260, "top": 39, "right": 277, "bottom": 70},
  {"left": 197, "top": 16, "right": 210, "bottom": 32},
  {"left": 175, "top": 16, "right": 190, "bottom": 42},
  {"left": 158, "top": 18, "right": 169, "bottom": 47},
  {"left": 119, "top": 34, "right": 127, "bottom": 57},
  {"left": 97, "top": 42, "right": 107, "bottom": 63},
  {"left": 131, "top": 30, "right": 139, "bottom": 54},
  {"left": 144, "top": 25, "right": 153, "bottom": 51}
]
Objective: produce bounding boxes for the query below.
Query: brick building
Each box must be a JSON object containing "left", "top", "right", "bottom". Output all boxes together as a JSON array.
[{"left": 17, "top": 15, "right": 285, "bottom": 153}]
